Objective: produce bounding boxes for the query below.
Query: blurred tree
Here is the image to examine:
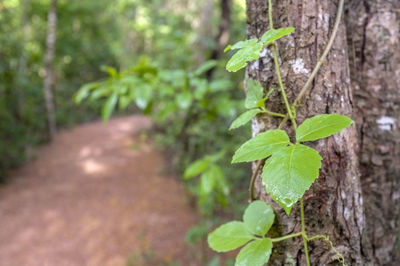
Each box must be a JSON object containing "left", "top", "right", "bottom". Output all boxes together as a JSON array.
[
  {"left": 245, "top": 0, "right": 399, "bottom": 264},
  {"left": 43, "top": 0, "right": 58, "bottom": 139},
  {"left": 206, "top": 0, "right": 232, "bottom": 78},
  {"left": 0, "top": 0, "right": 123, "bottom": 177}
]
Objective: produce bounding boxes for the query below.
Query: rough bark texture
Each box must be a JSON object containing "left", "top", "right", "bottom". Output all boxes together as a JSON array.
[
  {"left": 346, "top": 0, "right": 400, "bottom": 265},
  {"left": 43, "top": 0, "right": 58, "bottom": 140},
  {"left": 246, "top": 0, "right": 370, "bottom": 264}
]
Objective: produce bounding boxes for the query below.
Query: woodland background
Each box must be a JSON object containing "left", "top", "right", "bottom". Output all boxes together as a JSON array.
[{"left": 0, "top": 0, "right": 399, "bottom": 265}]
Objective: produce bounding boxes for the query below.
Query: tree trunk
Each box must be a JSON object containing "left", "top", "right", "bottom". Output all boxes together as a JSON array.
[
  {"left": 15, "top": 0, "right": 31, "bottom": 121},
  {"left": 246, "top": 0, "right": 372, "bottom": 264},
  {"left": 194, "top": 0, "right": 215, "bottom": 64},
  {"left": 346, "top": 0, "right": 400, "bottom": 265},
  {"left": 43, "top": 0, "right": 58, "bottom": 140},
  {"left": 206, "top": 0, "right": 232, "bottom": 78}
]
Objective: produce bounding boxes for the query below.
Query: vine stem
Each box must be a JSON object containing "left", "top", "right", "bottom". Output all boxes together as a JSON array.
[
  {"left": 249, "top": 0, "right": 344, "bottom": 207},
  {"left": 279, "top": 0, "right": 345, "bottom": 125},
  {"left": 293, "top": 0, "right": 344, "bottom": 107},
  {"left": 249, "top": 158, "right": 265, "bottom": 201},
  {"left": 247, "top": 0, "right": 346, "bottom": 265},
  {"left": 301, "top": 198, "right": 311, "bottom": 266},
  {"left": 267, "top": 0, "right": 296, "bottom": 129},
  {"left": 271, "top": 232, "right": 302, "bottom": 242},
  {"left": 261, "top": 109, "right": 286, "bottom": 118},
  {"left": 271, "top": 44, "right": 297, "bottom": 129},
  {"left": 307, "top": 235, "right": 346, "bottom": 266}
]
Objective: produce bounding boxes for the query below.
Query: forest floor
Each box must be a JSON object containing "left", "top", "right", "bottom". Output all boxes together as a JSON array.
[{"left": 0, "top": 116, "right": 203, "bottom": 266}]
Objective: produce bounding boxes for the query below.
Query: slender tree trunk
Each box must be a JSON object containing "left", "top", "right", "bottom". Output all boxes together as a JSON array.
[
  {"left": 246, "top": 0, "right": 371, "bottom": 264},
  {"left": 194, "top": 0, "right": 215, "bottom": 64},
  {"left": 346, "top": 0, "right": 400, "bottom": 265},
  {"left": 206, "top": 0, "right": 232, "bottom": 78},
  {"left": 213, "top": 0, "right": 232, "bottom": 58},
  {"left": 15, "top": 0, "right": 31, "bottom": 121},
  {"left": 43, "top": 0, "right": 58, "bottom": 140}
]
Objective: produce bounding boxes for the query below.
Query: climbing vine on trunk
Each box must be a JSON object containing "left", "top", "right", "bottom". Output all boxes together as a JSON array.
[{"left": 207, "top": 0, "right": 349, "bottom": 265}]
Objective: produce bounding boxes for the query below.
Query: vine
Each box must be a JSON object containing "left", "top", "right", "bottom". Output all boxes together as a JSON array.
[{"left": 207, "top": 0, "right": 348, "bottom": 265}]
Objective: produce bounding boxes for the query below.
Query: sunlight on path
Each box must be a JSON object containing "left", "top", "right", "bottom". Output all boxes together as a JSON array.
[{"left": 0, "top": 116, "right": 199, "bottom": 266}]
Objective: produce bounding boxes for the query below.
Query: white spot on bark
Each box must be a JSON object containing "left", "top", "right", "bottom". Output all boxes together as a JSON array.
[
  {"left": 252, "top": 119, "right": 265, "bottom": 137},
  {"left": 259, "top": 47, "right": 268, "bottom": 57},
  {"left": 314, "top": 95, "right": 322, "bottom": 101},
  {"left": 289, "top": 58, "right": 309, "bottom": 74},
  {"left": 393, "top": 192, "right": 400, "bottom": 201},
  {"left": 249, "top": 60, "right": 259, "bottom": 71},
  {"left": 377, "top": 116, "right": 395, "bottom": 131},
  {"left": 344, "top": 206, "right": 351, "bottom": 220},
  {"left": 324, "top": 13, "right": 330, "bottom": 22}
]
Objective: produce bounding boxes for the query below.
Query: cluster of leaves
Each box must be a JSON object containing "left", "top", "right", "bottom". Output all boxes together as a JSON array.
[
  {"left": 208, "top": 201, "right": 275, "bottom": 266},
  {"left": 224, "top": 26, "right": 354, "bottom": 215},
  {"left": 224, "top": 27, "right": 294, "bottom": 72},
  {"left": 233, "top": 113, "right": 353, "bottom": 214},
  {"left": 209, "top": 112, "right": 352, "bottom": 265},
  {"left": 75, "top": 58, "right": 248, "bottom": 216},
  {"left": 184, "top": 152, "right": 229, "bottom": 214},
  {"left": 229, "top": 79, "right": 275, "bottom": 130},
  {"left": 206, "top": 23, "right": 353, "bottom": 265}
]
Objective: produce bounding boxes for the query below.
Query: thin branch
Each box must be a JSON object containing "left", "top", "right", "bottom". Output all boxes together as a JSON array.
[{"left": 249, "top": 158, "right": 266, "bottom": 201}]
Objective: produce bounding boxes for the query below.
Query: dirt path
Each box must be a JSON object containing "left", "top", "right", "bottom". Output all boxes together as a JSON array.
[{"left": 0, "top": 116, "right": 200, "bottom": 266}]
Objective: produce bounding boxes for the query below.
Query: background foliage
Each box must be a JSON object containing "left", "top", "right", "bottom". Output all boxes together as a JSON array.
[{"left": 1, "top": 1, "right": 250, "bottom": 263}]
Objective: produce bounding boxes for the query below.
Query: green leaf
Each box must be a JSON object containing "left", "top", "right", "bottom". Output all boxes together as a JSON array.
[
  {"left": 74, "top": 82, "right": 101, "bottom": 104},
  {"left": 235, "top": 238, "right": 273, "bottom": 266},
  {"left": 101, "top": 65, "right": 118, "bottom": 77},
  {"left": 200, "top": 170, "right": 215, "bottom": 195},
  {"left": 232, "top": 130, "right": 290, "bottom": 163},
  {"left": 208, "top": 165, "right": 228, "bottom": 195},
  {"left": 245, "top": 79, "right": 264, "bottom": 109},
  {"left": 255, "top": 87, "right": 274, "bottom": 108},
  {"left": 264, "top": 87, "right": 275, "bottom": 101},
  {"left": 229, "top": 39, "right": 258, "bottom": 50},
  {"left": 208, "top": 221, "right": 253, "bottom": 252},
  {"left": 102, "top": 92, "right": 118, "bottom": 122},
  {"left": 261, "top": 27, "right": 295, "bottom": 44},
  {"left": 118, "top": 95, "right": 131, "bottom": 110},
  {"left": 243, "top": 201, "right": 275, "bottom": 237},
  {"left": 90, "top": 85, "right": 111, "bottom": 100},
  {"left": 229, "top": 109, "right": 261, "bottom": 130},
  {"left": 184, "top": 159, "right": 210, "bottom": 180},
  {"left": 194, "top": 60, "right": 218, "bottom": 76},
  {"left": 262, "top": 144, "right": 322, "bottom": 215},
  {"left": 135, "top": 84, "right": 152, "bottom": 109},
  {"left": 176, "top": 91, "right": 192, "bottom": 109},
  {"left": 224, "top": 45, "right": 231, "bottom": 52},
  {"left": 226, "top": 40, "right": 263, "bottom": 72},
  {"left": 296, "top": 114, "right": 354, "bottom": 142}
]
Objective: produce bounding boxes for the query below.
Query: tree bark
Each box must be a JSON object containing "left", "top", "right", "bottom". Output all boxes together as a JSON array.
[
  {"left": 43, "top": 0, "right": 58, "bottom": 140},
  {"left": 246, "top": 0, "right": 371, "bottom": 264},
  {"left": 346, "top": 0, "right": 400, "bottom": 265}
]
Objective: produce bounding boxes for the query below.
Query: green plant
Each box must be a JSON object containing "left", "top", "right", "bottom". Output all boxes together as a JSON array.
[
  {"left": 207, "top": 0, "right": 348, "bottom": 265},
  {"left": 75, "top": 57, "right": 248, "bottom": 216},
  {"left": 184, "top": 152, "right": 230, "bottom": 215}
]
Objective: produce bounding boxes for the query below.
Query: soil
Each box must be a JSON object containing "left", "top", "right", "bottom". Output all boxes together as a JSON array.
[{"left": 0, "top": 116, "right": 201, "bottom": 266}]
